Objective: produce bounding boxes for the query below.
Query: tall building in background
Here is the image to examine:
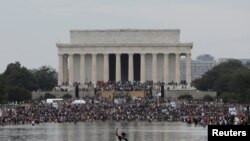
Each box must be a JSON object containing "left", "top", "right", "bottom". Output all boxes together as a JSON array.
[
  {"left": 181, "top": 54, "right": 215, "bottom": 81},
  {"left": 180, "top": 55, "right": 250, "bottom": 82}
]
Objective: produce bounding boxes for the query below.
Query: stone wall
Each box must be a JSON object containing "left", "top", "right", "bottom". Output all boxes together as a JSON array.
[
  {"left": 163, "top": 90, "right": 217, "bottom": 100},
  {"left": 32, "top": 90, "right": 94, "bottom": 100},
  {"left": 33, "top": 90, "right": 216, "bottom": 100},
  {"left": 70, "top": 29, "right": 180, "bottom": 44}
]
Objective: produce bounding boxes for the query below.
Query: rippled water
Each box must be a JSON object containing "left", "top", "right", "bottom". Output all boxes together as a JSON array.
[{"left": 0, "top": 122, "right": 207, "bottom": 141}]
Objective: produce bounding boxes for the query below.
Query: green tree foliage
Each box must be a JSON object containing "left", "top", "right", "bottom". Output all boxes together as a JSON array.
[
  {"left": 229, "top": 68, "right": 250, "bottom": 103},
  {"left": 0, "top": 85, "right": 7, "bottom": 103},
  {"left": 6, "top": 86, "right": 31, "bottom": 102},
  {"left": 203, "top": 95, "right": 214, "bottom": 102},
  {"left": 32, "top": 66, "right": 57, "bottom": 91},
  {"left": 220, "top": 92, "right": 238, "bottom": 103},
  {"left": 246, "top": 61, "right": 250, "bottom": 69},
  {"left": 1, "top": 62, "right": 37, "bottom": 90},
  {"left": 0, "top": 75, "right": 5, "bottom": 102},
  {"left": 0, "top": 62, "right": 58, "bottom": 103},
  {"left": 193, "top": 59, "right": 250, "bottom": 103}
]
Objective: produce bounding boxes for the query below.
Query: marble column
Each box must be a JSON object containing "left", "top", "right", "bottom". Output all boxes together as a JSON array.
[
  {"left": 116, "top": 53, "right": 121, "bottom": 82},
  {"left": 103, "top": 53, "right": 109, "bottom": 82},
  {"left": 92, "top": 53, "right": 97, "bottom": 83},
  {"left": 140, "top": 53, "right": 145, "bottom": 82},
  {"left": 58, "top": 54, "right": 64, "bottom": 85},
  {"left": 128, "top": 53, "right": 134, "bottom": 81},
  {"left": 80, "top": 54, "right": 85, "bottom": 84},
  {"left": 152, "top": 53, "right": 157, "bottom": 82},
  {"left": 164, "top": 53, "right": 169, "bottom": 83},
  {"left": 186, "top": 53, "right": 192, "bottom": 85},
  {"left": 175, "top": 53, "right": 180, "bottom": 83},
  {"left": 63, "top": 55, "right": 69, "bottom": 83},
  {"left": 68, "top": 54, "right": 74, "bottom": 85}
]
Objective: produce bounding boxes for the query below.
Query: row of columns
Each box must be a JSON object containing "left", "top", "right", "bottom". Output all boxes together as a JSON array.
[{"left": 58, "top": 53, "right": 192, "bottom": 85}]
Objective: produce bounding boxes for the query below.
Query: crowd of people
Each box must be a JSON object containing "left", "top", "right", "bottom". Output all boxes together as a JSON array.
[
  {"left": 54, "top": 81, "right": 153, "bottom": 92},
  {"left": 1, "top": 95, "right": 249, "bottom": 126},
  {"left": 96, "top": 81, "right": 153, "bottom": 92},
  {"left": 54, "top": 80, "right": 195, "bottom": 94},
  {"left": 54, "top": 81, "right": 94, "bottom": 92}
]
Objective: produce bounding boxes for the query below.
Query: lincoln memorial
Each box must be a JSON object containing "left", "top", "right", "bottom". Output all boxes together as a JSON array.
[{"left": 56, "top": 29, "right": 193, "bottom": 86}]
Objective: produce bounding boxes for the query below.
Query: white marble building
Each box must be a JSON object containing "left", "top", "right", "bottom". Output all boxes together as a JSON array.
[{"left": 56, "top": 29, "right": 193, "bottom": 85}]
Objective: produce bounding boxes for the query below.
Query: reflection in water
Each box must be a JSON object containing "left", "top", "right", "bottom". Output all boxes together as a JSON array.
[{"left": 0, "top": 122, "right": 207, "bottom": 141}]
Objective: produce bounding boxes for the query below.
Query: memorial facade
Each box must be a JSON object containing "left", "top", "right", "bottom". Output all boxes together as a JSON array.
[{"left": 56, "top": 29, "right": 193, "bottom": 85}]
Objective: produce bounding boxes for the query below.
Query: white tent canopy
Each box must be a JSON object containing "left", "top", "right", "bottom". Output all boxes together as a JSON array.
[
  {"left": 156, "top": 92, "right": 161, "bottom": 97},
  {"left": 72, "top": 99, "right": 86, "bottom": 105}
]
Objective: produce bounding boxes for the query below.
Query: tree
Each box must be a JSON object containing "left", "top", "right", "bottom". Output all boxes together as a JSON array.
[
  {"left": 2, "top": 62, "right": 37, "bottom": 90},
  {"left": 6, "top": 86, "right": 32, "bottom": 102},
  {"left": 219, "top": 92, "right": 238, "bottom": 103},
  {"left": 0, "top": 75, "right": 6, "bottom": 103},
  {"left": 245, "top": 61, "right": 250, "bottom": 69},
  {"left": 193, "top": 59, "right": 244, "bottom": 92},
  {"left": 212, "top": 73, "right": 232, "bottom": 94},
  {"left": 203, "top": 95, "right": 214, "bottom": 102},
  {"left": 0, "top": 63, "right": 59, "bottom": 103},
  {"left": 230, "top": 69, "right": 250, "bottom": 103},
  {"left": 33, "top": 66, "right": 57, "bottom": 91},
  {"left": 0, "top": 85, "right": 7, "bottom": 103},
  {"left": 193, "top": 59, "right": 250, "bottom": 103}
]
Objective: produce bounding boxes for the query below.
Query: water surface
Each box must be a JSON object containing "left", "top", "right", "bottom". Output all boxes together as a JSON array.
[{"left": 0, "top": 122, "right": 207, "bottom": 141}]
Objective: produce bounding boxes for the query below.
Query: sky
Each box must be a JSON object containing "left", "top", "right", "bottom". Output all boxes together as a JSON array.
[{"left": 0, "top": 0, "right": 249, "bottom": 72}]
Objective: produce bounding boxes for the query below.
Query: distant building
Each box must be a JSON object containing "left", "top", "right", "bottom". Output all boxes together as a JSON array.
[
  {"left": 239, "top": 59, "right": 250, "bottom": 65},
  {"left": 57, "top": 29, "right": 193, "bottom": 85},
  {"left": 180, "top": 55, "right": 250, "bottom": 82},
  {"left": 181, "top": 54, "right": 215, "bottom": 81},
  {"left": 197, "top": 54, "right": 214, "bottom": 61}
]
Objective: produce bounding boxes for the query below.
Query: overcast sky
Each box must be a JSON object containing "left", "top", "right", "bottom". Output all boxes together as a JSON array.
[{"left": 0, "top": 0, "right": 249, "bottom": 72}]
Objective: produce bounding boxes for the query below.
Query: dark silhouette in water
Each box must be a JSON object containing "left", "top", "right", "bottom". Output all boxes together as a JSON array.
[{"left": 116, "top": 128, "right": 128, "bottom": 141}]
